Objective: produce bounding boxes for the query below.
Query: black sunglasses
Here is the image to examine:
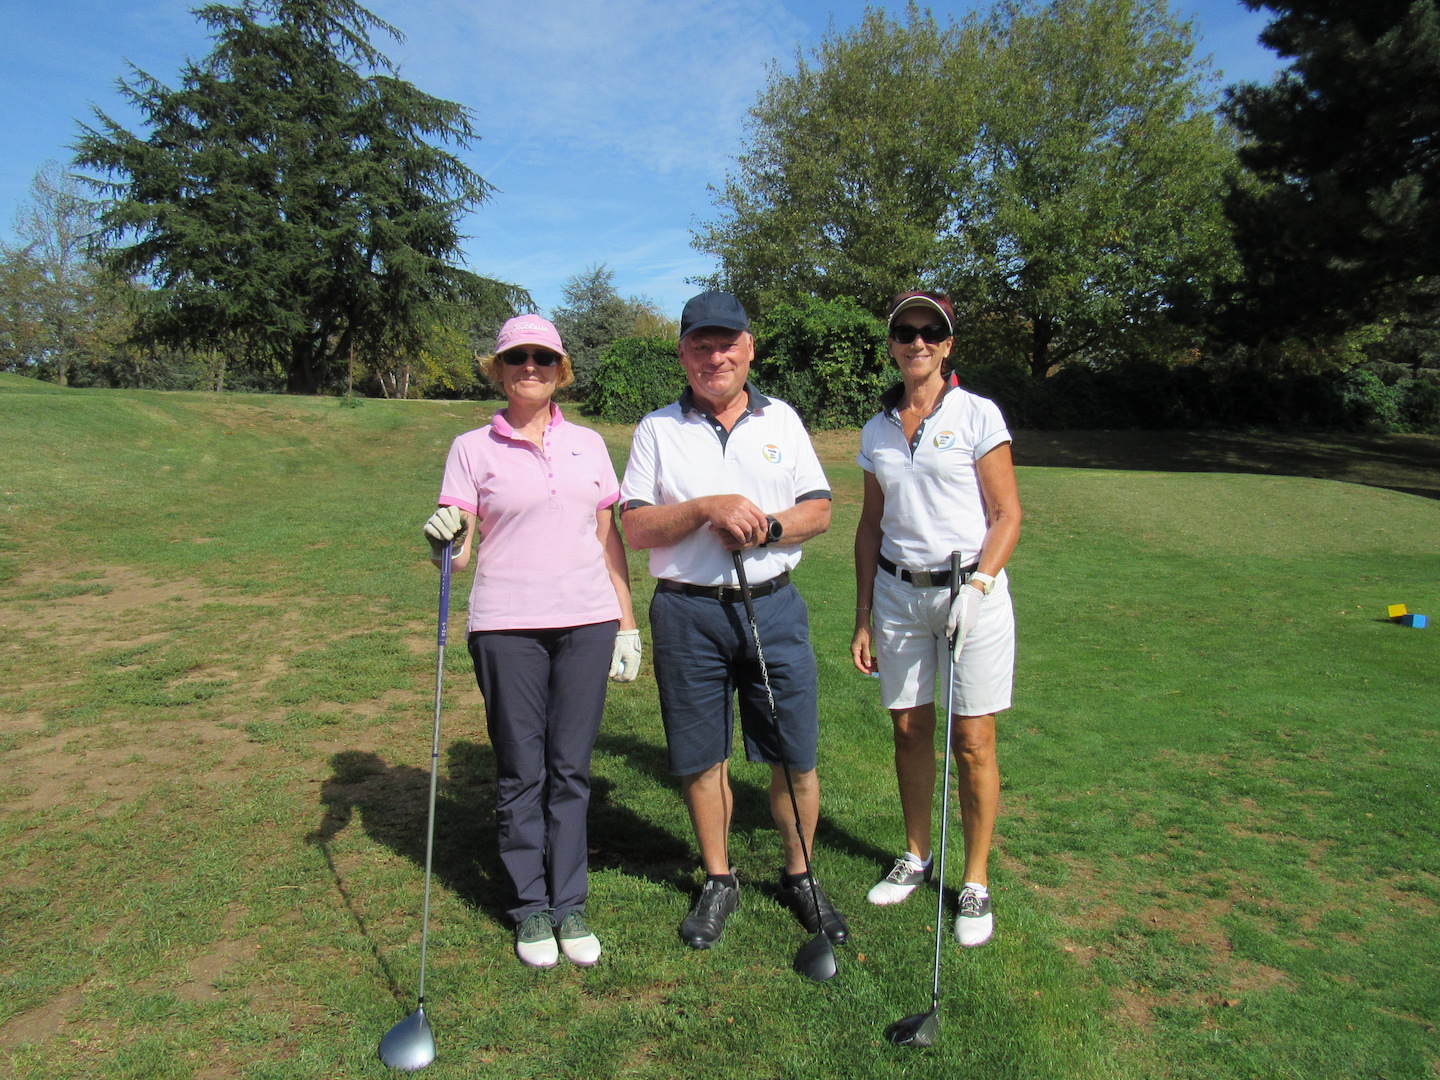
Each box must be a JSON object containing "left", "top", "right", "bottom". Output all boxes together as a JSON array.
[
  {"left": 500, "top": 348, "right": 562, "bottom": 367},
  {"left": 889, "top": 324, "right": 951, "bottom": 345}
]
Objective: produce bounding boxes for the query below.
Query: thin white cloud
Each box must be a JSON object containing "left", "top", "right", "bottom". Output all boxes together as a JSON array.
[{"left": 370, "top": 0, "right": 804, "bottom": 176}]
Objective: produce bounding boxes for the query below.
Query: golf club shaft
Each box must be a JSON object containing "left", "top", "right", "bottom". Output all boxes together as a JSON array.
[
  {"left": 730, "top": 551, "right": 826, "bottom": 938},
  {"left": 930, "top": 550, "right": 964, "bottom": 1009},
  {"left": 416, "top": 541, "right": 452, "bottom": 1004}
]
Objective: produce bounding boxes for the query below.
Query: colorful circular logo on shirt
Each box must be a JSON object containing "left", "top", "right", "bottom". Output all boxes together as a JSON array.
[
  {"left": 762, "top": 444, "right": 783, "bottom": 464},
  {"left": 933, "top": 430, "right": 957, "bottom": 450}
]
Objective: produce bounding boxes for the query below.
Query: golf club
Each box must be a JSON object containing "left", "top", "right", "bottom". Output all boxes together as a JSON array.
[
  {"left": 379, "top": 540, "right": 452, "bottom": 1070},
  {"left": 884, "top": 550, "right": 964, "bottom": 1047},
  {"left": 730, "top": 549, "right": 838, "bottom": 983}
]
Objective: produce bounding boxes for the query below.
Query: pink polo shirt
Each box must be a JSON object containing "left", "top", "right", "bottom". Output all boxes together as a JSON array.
[{"left": 438, "top": 404, "right": 622, "bottom": 632}]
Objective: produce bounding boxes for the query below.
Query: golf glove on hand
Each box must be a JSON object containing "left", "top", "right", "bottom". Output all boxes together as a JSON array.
[
  {"left": 610, "top": 630, "right": 642, "bottom": 681},
  {"left": 423, "top": 505, "right": 467, "bottom": 558},
  {"left": 945, "top": 583, "right": 985, "bottom": 661}
]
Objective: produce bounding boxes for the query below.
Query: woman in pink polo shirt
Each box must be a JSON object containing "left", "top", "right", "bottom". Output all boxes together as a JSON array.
[{"left": 422, "top": 314, "right": 640, "bottom": 969}]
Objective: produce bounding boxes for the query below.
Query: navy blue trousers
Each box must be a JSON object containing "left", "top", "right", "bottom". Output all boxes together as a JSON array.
[{"left": 468, "top": 620, "right": 617, "bottom": 925}]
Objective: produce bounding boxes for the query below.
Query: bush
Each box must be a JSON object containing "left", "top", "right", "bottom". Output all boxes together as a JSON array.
[
  {"left": 585, "top": 336, "right": 686, "bottom": 423},
  {"left": 752, "top": 297, "right": 890, "bottom": 429},
  {"left": 1400, "top": 372, "right": 1440, "bottom": 432},
  {"left": 1338, "top": 367, "right": 1404, "bottom": 431}
]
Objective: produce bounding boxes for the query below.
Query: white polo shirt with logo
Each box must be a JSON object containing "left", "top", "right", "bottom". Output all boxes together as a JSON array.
[
  {"left": 621, "top": 385, "right": 831, "bottom": 585},
  {"left": 857, "top": 382, "right": 1012, "bottom": 571}
]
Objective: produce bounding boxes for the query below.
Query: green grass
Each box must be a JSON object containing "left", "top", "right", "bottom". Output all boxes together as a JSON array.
[{"left": 1, "top": 371, "right": 1437, "bottom": 1078}]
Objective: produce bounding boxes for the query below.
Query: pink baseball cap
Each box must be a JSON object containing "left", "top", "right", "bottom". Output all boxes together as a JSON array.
[{"left": 495, "top": 314, "right": 566, "bottom": 355}]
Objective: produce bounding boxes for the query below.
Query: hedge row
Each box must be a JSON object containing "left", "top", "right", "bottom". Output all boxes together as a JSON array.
[{"left": 584, "top": 299, "right": 1440, "bottom": 434}]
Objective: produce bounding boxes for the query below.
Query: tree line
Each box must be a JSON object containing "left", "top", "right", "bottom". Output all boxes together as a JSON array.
[{"left": 2, "top": 0, "right": 1437, "bottom": 433}]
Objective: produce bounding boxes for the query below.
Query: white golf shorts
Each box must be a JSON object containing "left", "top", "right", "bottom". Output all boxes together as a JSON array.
[{"left": 873, "top": 567, "right": 1014, "bottom": 715}]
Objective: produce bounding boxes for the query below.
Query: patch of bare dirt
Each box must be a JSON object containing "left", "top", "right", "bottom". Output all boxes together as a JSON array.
[
  {"left": 4, "top": 722, "right": 256, "bottom": 815},
  {"left": 1020, "top": 849, "right": 1295, "bottom": 1031},
  {"left": 0, "top": 988, "right": 87, "bottom": 1048}
]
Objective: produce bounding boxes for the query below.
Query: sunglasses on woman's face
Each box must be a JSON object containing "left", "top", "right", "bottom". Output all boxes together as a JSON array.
[
  {"left": 889, "top": 324, "right": 950, "bottom": 345},
  {"left": 500, "top": 348, "right": 561, "bottom": 367}
]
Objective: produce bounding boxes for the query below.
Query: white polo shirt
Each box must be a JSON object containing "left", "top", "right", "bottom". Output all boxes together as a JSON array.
[
  {"left": 857, "top": 382, "right": 1012, "bottom": 570},
  {"left": 621, "top": 385, "right": 831, "bottom": 585}
]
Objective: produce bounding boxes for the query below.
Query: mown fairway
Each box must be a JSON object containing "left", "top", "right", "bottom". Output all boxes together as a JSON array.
[{"left": 1, "top": 373, "right": 1437, "bottom": 1079}]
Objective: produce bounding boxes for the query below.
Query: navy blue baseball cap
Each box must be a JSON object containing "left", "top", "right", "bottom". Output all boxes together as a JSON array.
[{"left": 680, "top": 291, "right": 749, "bottom": 340}]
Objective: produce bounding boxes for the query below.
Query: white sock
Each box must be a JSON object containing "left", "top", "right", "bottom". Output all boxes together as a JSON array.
[
  {"left": 905, "top": 851, "right": 933, "bottom": 868},
  {"left": 963, "top": 881, "right": 989, "bottom": 897}
]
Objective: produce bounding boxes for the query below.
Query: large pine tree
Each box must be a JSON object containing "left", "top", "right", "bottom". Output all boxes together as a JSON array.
[
  {"left": 75, "top": 0, "right": 511, "bottom": 393},
  {"left": 1222, "top": 0, "right": 1440, "bottom": 344}
]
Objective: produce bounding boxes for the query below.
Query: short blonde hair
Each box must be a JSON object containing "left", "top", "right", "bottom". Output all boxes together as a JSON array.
[{"left": 480, "top": 350, "right": 575, "bottom": 390}]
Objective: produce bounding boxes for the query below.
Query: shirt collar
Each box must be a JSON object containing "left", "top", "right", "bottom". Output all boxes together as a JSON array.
[
  {"left": 679, "top": 381, "right": 771, "bottom": 418},
  {"left": 491, "top": 402, "right": 564, "bottom": 439},
  {"left": 881, "top": 376, "right": 957, "bottom": 417}
]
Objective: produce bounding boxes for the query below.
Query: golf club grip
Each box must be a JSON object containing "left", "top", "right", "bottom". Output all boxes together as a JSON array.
[
  {"left": 438, "top": 542, "right": 453, "bottom": 647},
  {"left": 730, "top": 549, "right": 757, "bottom": 625},
  {"left": 950, "top": 550, "right": 963, "bottom": 600}
]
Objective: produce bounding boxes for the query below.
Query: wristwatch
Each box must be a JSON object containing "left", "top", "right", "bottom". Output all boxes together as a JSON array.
[
  {"left": 762, "top": 514, "right": 784, "bottom": 546},
  {"left": 969, "top": 571, "right": 996, "bottom": 595}
]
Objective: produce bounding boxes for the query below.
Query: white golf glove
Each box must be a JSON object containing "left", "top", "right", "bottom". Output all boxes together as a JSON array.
[
  {"left": 610, "top": 630, "right": 642, "bottom": 681},
  {"left": 423, "top": 505, "right": 467, "bottom": 558},
  {"left": 945, "top": 583, "right": 985, "bottom": 661}
]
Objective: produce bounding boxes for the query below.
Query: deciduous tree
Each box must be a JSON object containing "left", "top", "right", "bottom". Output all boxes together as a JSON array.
[
  {"left": 551, "top": 264, "right": 673, "bottom": 392},
  {"left": 0, "top": 162, "right": 134, "bottom": 385},
  {"left": 695, "top": 0, "right": 1239, "bottom": 378},
  {"left": 695, "top": 5, "right": 976, "bottom": 319}
]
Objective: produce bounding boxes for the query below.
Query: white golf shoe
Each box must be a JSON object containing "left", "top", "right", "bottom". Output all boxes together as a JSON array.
[
  {"left": 557, "top": 909, "right": 602, "bottom": 966},
  {"left": 515, "top": 911, "right": 559, "bottom": 968},
  {"left": 954, "top": 884, "right": 993, "bottom": 947},
  {"left": 866, "top": 853, "right": 932, "bottom": 905}
]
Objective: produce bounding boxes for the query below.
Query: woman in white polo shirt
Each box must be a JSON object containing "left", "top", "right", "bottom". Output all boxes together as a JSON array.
[
  {"left": 850, "top": 290, "right": 1022, "bottom": 948},
  {"left": 421, "top": 315, "right": 640, "bottom": 969}
]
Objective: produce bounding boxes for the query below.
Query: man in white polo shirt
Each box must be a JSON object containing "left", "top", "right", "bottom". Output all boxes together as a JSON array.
[{"left": 620, "top": 290, "right": 847, "bottom": 951}]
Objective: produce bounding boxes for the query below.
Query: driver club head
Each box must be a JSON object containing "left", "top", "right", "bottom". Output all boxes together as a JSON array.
[
  {"left": 884, "top": 1007, "right": 939, "bottom": 1047},
  {"left": 379, "top": 1004, "right": 435, "bottom": 1071},
  {"left": 794, "top": 931, "right": 839, "bottom": 982}
]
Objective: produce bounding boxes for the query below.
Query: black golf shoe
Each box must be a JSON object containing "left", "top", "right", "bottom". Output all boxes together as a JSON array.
[
  {"left": 680, "top": 877, "right": 740, "bottom": 949},
  {"left": 777, "top": 873, "right": 849, "bottom": 944}
]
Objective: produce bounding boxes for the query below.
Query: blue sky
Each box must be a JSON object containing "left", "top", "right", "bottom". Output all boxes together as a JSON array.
[{"left": 0, "top": 0, "right": 1284, "bottom": 319}]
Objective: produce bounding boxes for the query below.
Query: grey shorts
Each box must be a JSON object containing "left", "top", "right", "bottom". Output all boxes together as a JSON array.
[{"left": 649, "top": 583, "right": 819, "bottom": 776}]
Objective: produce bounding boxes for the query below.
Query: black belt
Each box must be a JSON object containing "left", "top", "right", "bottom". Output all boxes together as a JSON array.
[
  {"left": 878, "top": 554, "right": 978, "bottom": 588},
  {"left": 658, "top": 570, "right": 791, "bottom": 603}
]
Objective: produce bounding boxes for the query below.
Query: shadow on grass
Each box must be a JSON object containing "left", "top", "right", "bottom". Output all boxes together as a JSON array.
[
  {"left": 306, "top": 745, "right": 501, "bottom": 935},
  {"left": 1014, "top": 429, "right": 1440, "bottom": 500},
  {"left": 305, "top": 741, "right": 699, "bottom": 941},
  {"left": 593, "top": 732, "right": 897, "bottom": 887},
  {"left": 309, "top": 715, "right": 898, "bottom": 997}
]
